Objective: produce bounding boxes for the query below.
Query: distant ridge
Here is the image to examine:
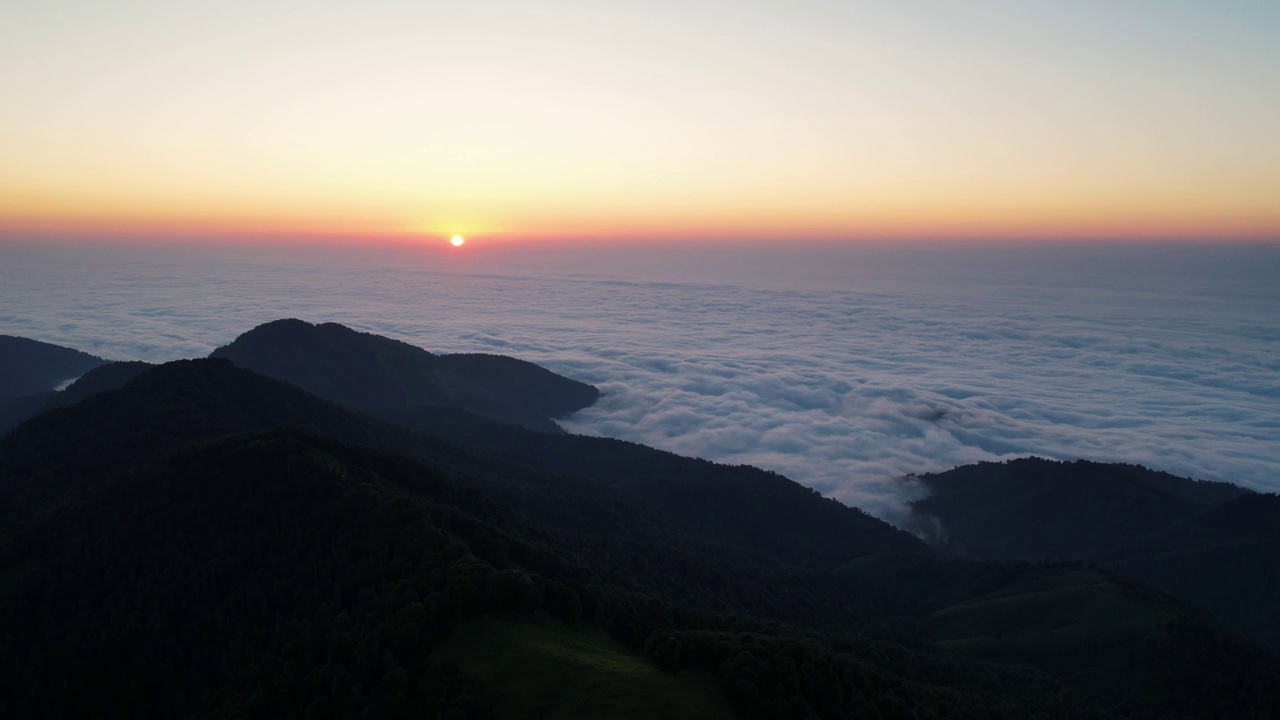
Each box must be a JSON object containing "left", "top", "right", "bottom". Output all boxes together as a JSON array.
[
  {"left": 909, "top": 457, "right": 1252, "bottom": 561},
  {"left": 210, "top": 319, "right": 599, "bottom": 432},
  {"left": 0, "top": 335, "right": 106, "bottom": 398},
  {"left": 43, "top": 360, "right": 153, "bottom": 410},
  {"left": 0, "top": 360, "right": 153, "bottom": 436}
]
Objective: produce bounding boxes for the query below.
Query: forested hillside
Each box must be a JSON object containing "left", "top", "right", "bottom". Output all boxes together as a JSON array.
[{"left": 1, "top": 332, "right": 1277, "bottom": 719}]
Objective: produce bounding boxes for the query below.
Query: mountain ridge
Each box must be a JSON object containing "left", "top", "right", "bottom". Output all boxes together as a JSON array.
[
  {"left": 209, "top": 318, "right": 600, "bottom": 432},
  {"left": 0, "top": 334, "right": 107, "bottom": 398}
]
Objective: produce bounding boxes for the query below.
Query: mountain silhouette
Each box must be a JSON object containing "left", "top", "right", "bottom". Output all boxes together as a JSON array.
[
  {"left": 0, "top": 334, "right": 106, "bottom": 397},
  {"left": 210, "top": 318, "right": 599, "bottom": 432}
]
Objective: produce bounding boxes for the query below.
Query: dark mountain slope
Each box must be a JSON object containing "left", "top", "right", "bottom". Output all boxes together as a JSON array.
[
  {"left": 909, "top": 457, "right": 1251, "bottom": 561},
  {"left": 0, "top": 335, "right": 106, "bottom": 398},
  {"left": 0, "top": 432, "right": 562, "bottom": 718},
  {"left": 43, "top": 359, "right": 153, "bottom": 410},
  {"left": 0, "top": 431, "right": 1108, "bottom": 720},
  {"left": 381, "top": 404, "right": 926, "bottom": 565},
  {"left": 207, "top": 319, "right": 918, "bottom": 564},
  {"left": 909, "top": 457, "right": 1279, "bottom": 649},
  {"left": 919, "top": 565, "right": 1279, "bottom": 717},
  {"left": 209, "top": 319, "right": 599, "bottom": 432},
  {"left": 0, "top": 360, "right": 1130, "bottom": 628},
  {"left": 1098, "top": 492, "right": 1280, "bottom": 649},
  {"left": 0, "top": 361, "right": 155, "bottom": 438},
  {"left": 0, "top": 359, "right": 926, "bottom": 624},
  {"left": 0, "top": 359, "right": 396, "bottom": 512},
  {"left": 0, "top": 391, "right": 56, "bottom": 436},
  {"left": 1, "top": 355, "right": 922, "bottom": 572},
  {"left": 3, "top": 361, "right": 1277, "bottom": 716},
  {"left": 6, "top": 426, "right": 1277, "bottom": 719}
]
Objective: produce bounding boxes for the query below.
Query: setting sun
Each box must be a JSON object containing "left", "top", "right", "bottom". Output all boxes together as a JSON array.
[{"left": 450, "top": 235, "right": 465, "bottom": 247}]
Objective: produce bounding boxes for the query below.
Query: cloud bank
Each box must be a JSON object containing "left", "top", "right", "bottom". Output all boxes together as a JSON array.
[{"left": 3, "top": 242, "right": 1277, "bottom": 521}]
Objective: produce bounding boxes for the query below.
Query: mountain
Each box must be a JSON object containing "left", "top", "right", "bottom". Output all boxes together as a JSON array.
[
  {"left": 908, "top": 458, "right": 1251, "bottom": 561},
  {"left": 910, "top": 457, "right": 1280, "bottom": 649},
  {"left": 0, "top": 358, "right": 932, "bottom": 629},
  {"left": 209, "top": 319, "right": 599, "bottom": 432},
  {"left": 0, "top": 362, "right": 1066, "bottom": 718},
  {"left": 0, "top": 391, "right": 56, "bottom": 436},
  {"left": 0, "top": 337, "right": 126, "bottom": 435},
  {"left": 0, "top": 430, "right": 1094, "bottom": 719},
  {"left": 0, "top": 360, "right": 154, "bottom": 436},
  {"left": 43, "top": 359, "right": 153, "bottom": 410},
  {"left": 379, "top": 404, "right": 927, "bottom": 568},
  {"left": 1097, "top": 492, "right": 1280, "bottom": 650},
  {"left": 0, "top": 359, "right": 414, "bottom": 512},
  {"left": 3, "top": 355, "right": 1277, "bottom": 717},
  {"left": 0, "top": 334, "right": 106, "bottom": 397},
  {"left": 0, "top": 358, "right": 920, "bottom": 576},
  {"left": 206, "top": 319, "right": 918, "bottom": 565}
]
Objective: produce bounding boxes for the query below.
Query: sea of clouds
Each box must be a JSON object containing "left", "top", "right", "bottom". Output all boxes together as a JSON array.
[{"left": 2, "top": 240, "right": 1277, "bottom": 522}]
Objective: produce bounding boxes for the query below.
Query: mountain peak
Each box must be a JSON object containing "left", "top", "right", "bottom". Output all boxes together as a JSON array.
[{"left": 210, "top": 319, "right": 597, "bottom": 432}]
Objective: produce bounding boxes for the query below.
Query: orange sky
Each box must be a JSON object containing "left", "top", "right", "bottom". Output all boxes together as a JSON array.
[{"left": 2, "top": 1, "right": 1278, "bottom": 244}]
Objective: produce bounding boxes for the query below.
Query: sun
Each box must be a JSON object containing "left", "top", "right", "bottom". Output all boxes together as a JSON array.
[{"left": 450, "top": 235, "right": 465, "bottom": 247}]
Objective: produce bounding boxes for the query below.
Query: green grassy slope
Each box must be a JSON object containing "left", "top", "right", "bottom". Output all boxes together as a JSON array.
[
  {"left": 910, "top": 458, "right": 1280, "bottom": 651},
  {"left": 918, "top": 567, "right": 1280, "bottom": 716},
  {"left": 433, "top": 616, "right": 734, "bottom": 720},
  {"left": 923, "top": 569, "right": 1165, "bottom": 683}
]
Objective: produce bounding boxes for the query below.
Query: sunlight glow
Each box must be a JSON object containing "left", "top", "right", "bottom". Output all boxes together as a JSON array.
[
  {"left": 1, "top": 1, "right": 1277, "bottom": 243},
  {"left": 450, "top": 235, "right": 465, "bottom": 247}
]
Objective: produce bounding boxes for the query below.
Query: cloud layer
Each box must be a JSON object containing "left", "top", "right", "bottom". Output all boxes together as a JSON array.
[{"left": 3, "top": 242, "right": 1277, "bottom": 521}]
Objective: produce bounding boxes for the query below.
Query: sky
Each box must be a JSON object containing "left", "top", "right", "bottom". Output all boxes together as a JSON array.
[{"left": 2, "top": 0, "right": 1278, "bottom": 244}]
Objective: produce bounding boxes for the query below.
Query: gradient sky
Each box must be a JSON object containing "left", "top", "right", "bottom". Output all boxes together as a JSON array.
[{"left": 2, "top": 0, "right": 1277, "bottom": 243}]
